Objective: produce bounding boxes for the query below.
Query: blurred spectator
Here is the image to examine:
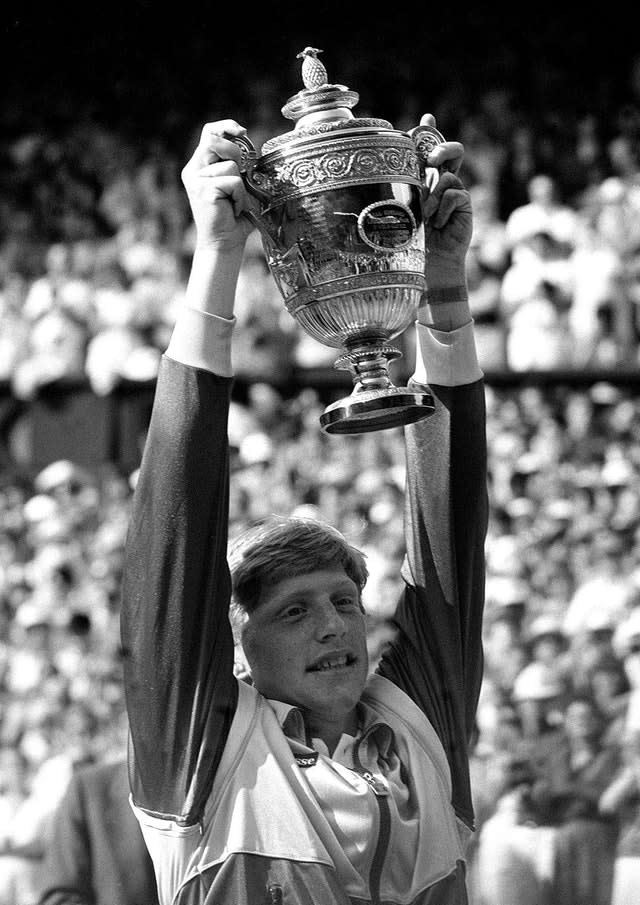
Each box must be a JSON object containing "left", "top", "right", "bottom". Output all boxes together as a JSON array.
[
  {"left": 466, "top": 184, "right": 509, "bottom": 370},
  {"left": 501, "top": 230, "right": 574, "bottom": 371},
  {"left": 0, "top": 275, "right": 30, "bottom": 383},
  {"left": 482, "top": 591, "right": 528, "bottom": 697},
  {"left": 0, "top": 746, "right": 39, "bottom": 905},
  {"left": 36, "top": 755, "right": 158, "bottom": 905},
  {"left": 525, "top": 613, "right": 570, "bottom": 672},
  {"left": 615, "top": 607, "right": 640, "bottom": 733},
  {"left": 12, "top": 307, "right": 88, "bottom": 401},
  {"left": 543, "top": 695, "right": 619, "bottom": 905},
  {"left": 511, "top": 659, "right": 567, "bottom": 745},
  {"left": 567, "top": 212, "right": 625, "bottom": 366},
  {"left": 600, "top": 729, "right": 640, "bottom": 905},
  {"left": 504, "top": 174, "right": 579, "bottom": 255},
  {"left": 564, "top": 567, "right": 633, "bottom": 639},
  {"left": 473, "top": 755, "right": 556, "bottom": 905},
  {"left": 497, "top": 122, "right": 540, "bottom": 219},
  {"left": 589, "top": 654, "right": 631, "bottom": 742},
  {"left": 84, "top": 286, "right": 162, "bottom": 396}
]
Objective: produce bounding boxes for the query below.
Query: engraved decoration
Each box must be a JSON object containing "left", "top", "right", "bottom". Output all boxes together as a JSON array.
[
  {"left": 248, "top": 138, "right": 422, "bottom": 203},
  {"left": 357, "top": 201, "right": 417, "bottom": 251}
]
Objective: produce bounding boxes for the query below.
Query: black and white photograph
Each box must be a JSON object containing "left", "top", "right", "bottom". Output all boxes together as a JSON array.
[{"left": 2, "top": 5, "right": 640, "bottom": 904}]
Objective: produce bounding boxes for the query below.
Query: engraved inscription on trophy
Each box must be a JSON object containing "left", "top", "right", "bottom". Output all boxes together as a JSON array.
[{"left": 356, "top": 202, "right": 416, "bottom": 251}]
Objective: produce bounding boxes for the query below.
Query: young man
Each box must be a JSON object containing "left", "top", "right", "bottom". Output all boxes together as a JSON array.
[{"left": 121, "top": 115, "right": 488, "bottom": 905}]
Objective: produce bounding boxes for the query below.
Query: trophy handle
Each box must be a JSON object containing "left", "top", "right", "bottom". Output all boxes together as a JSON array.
[
  {"left": 226, "top": 133, "right": 273, "bottom": 232},
  {"left": 407, "top": 124, "right": 447, "bottom": 186}
]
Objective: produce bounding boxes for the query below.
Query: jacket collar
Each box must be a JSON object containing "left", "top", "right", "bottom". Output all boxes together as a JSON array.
[{"left": 266, "top": 697, "right": 394, "bottom": 759}]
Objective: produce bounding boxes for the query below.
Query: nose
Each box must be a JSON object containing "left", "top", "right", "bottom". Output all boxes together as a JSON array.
[{"left": 314, "top": 600, "right": 347, "bottom": 641}]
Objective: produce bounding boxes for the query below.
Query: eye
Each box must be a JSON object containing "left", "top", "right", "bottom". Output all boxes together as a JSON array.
[
  {"left": 334, "top": 596, "right": 358, "bottom": 609},
  {"left": 281, "top": 604, "right": 306, "bottom": 619}
]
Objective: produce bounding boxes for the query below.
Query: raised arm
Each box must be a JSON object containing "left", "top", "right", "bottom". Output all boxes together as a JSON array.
[
  {"left": 120, "top": 123, "right": 254, "bottom": 824},
  {"left": 377, "top": 121, "right": 488, "bottom": 827}
]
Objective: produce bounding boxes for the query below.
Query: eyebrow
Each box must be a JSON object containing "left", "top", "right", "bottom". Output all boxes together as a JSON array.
[
  {"left": 330, "top": 584, "right": 359, "bottom": 596},
  {"left": 269, "top": 581, "right": 358, "bottom": 607}
]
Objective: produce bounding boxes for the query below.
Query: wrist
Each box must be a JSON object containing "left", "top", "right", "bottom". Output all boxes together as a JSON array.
[
  {"left": 194, "top": 233, "right": 248, "bottom": 254},
  {"left": 418, "top": 283, "right": 471, "bottom": 331},
  {"left": 186, "top": 244, "right": 245, "bottom": 318},
  {"left": 424, "top": 284, "right": 469, "bottom": 305}
]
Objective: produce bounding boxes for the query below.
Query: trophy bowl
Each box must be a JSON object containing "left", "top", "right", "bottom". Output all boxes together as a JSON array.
[{"left": 234, "top": 47, "right": 445, "bottom": 434}]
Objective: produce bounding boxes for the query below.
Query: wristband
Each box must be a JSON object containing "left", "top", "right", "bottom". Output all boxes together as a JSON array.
[{"left": 424, "top": 285, "right": 469, "bottom": 305}]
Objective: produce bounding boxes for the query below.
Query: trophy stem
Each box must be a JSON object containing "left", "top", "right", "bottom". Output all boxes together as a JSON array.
[
  {"left": 319, "top": 342, "right": 435, "bottom": 435},
  {"left": 334, "top": 343, "right": 400, "bottom": 391}
]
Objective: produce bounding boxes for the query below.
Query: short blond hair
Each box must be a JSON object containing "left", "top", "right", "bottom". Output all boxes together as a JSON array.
[{"left": 228, "top": 516, "right": 368, "bottom": 635}]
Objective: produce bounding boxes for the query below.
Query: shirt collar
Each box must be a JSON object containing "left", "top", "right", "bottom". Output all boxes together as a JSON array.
[
  {"left": 266, "top": 697, "right": 394, "bottom": 757},
  {"left": 267, "top": 699, "right": 307, "bottom": 743}
]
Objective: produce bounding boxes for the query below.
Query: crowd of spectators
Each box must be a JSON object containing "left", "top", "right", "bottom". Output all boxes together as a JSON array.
[
  {"left": 3, "top": 54, "right": 640, "bottom": 905},
  {"left": 4, "top": 380, "right": 640, "bottom": 902},
  {"left": 2, "top": 55, "right": 640, "bottom": 395}
]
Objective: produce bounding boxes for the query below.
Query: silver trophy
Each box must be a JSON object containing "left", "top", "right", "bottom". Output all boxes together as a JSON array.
[{"left": 233, "top": 47, "right": 445, "bottom": 434}]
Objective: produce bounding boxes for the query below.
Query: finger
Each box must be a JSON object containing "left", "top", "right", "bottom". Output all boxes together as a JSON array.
[
  {"left": 203, "top": 173, "right": 249, "bottom": 218},
  {"left": 198, "top": 160, "right": 242, "bottom": 179},
  {"left": 201, "top": 135, "right": 246, "bottom": 168},
  {"left": 194, "top": 121, "right": 247, "bottom": 167},
  {"left": 427, "top": 141, "right": 465, "bottom": 175},
  {"left": 182, "top": 157, "right": 242, "bottom": 189},
  {"left": 200, "top": 119, "right": 247, "bottom": 142},
  {"left": 424, "top": 167, "right": 440, "bottom": 193},
  {"left": 421, "top": 171, "right": 464, "bottom": 218},
  {"left": 432, "top": 188, "right": 472, "bottom": 229},
  {"left": 420, "top": 113, "right": 437, "bottom": 127}
]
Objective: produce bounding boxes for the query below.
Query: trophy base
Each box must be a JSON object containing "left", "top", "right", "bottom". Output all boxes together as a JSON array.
[{"left": 319, "top": 386, "right": 435, "bottom": 435}]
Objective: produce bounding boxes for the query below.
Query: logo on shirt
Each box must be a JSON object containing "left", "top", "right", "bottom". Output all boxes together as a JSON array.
[{"left": 295, "top": 753, "right": 319, "bottom": 768}]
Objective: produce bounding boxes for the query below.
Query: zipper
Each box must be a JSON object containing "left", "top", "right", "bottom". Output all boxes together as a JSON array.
[{"left": 354, "top": 739, "right": 391, "bottom": 905}]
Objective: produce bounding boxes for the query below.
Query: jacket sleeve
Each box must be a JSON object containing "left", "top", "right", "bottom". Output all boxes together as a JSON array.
[
  {"left": 120, "top": 356, "right": 237, "bottom": 825},
  {"left": 376, "top": 325, "right": 488, "bottom": 829}
]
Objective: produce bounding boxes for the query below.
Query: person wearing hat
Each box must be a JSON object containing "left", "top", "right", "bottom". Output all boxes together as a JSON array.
[
  {"left": 527, "top": 614, "right": 568, "bottom": 665},
  {"left": 526, "top": 613, "right": 574, "bottom": 692},
  {"left": 512, "top": 660, "right": 567, "bottom": 743}
]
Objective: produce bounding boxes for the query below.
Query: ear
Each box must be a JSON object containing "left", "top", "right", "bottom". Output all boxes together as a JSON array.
[{"left": 233, "top": 642, "right": 253, "bottom": 683}]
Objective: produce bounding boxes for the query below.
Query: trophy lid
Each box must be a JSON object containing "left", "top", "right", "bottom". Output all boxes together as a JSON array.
[
  {"left": 261, "top": 48, "right": 393, "bottom": 154},
  {"left": 282, "top": 47, "right": 359, "bottom": 122}
]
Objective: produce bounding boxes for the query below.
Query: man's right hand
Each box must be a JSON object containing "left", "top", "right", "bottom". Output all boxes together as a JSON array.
[{"left": 181, "top": 120, "right": 255, "bottom": 252}]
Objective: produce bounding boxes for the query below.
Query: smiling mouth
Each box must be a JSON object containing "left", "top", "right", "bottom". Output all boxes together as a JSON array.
[{"left": 308, "top": 654, "right": 356, "bottom": 673}]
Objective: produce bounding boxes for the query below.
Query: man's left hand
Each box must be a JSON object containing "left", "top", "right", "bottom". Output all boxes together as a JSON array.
[{"left": 418, "top": 115, "right": 473, "bottom": 289}]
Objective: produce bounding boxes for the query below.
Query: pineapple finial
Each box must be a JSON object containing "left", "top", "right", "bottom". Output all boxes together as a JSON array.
[
  {"left": 281, "top": 46, "right": 358, "bottom": 124},
  {"left": 297, "top": 47, "right": 327, "bottom": 90}
]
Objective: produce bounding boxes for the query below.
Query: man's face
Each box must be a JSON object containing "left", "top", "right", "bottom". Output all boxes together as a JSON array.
[{"left": 241, "top": 567, "right": 369, "bottom": 737}]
